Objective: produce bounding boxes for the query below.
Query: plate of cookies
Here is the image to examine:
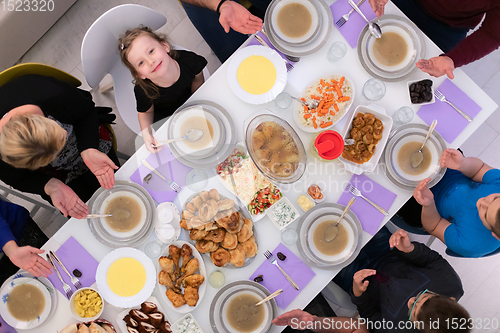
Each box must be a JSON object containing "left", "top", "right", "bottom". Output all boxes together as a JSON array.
[
  {"left": 157, "top": 241, "right": 207, "bottom": 313},
  {"left": 180, "top": 188, "right": 258, "bottom": 268}
]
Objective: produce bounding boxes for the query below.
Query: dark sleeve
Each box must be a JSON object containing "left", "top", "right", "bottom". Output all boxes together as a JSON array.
[
  {"left": 397, "top": 242, "right": 444, "bottom": 268},
  {"left": 0, "top": 160, "right": 52, "bottom": 198},
  {"left": 445, "top": 6, "right": 500, "bottom": 67},
  {"left": 134, "top": 85, "right": 154, "bottom": 113},
  {"left": 0, "top": 214, "right": 15, "bottom": 251},
  {"left": 41, "top": 87, "right": 100, "bottom": 152},
  {"left": 351, "top": 284, "right": 386, "bottom": 332},
  {"left": 177, "top": 50, "right": 208, "bottom": 77}
]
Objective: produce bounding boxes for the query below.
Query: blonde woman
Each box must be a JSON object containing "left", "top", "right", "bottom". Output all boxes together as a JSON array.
[{"left": 0, "top": 74, "right": 119, "bottom": 219}]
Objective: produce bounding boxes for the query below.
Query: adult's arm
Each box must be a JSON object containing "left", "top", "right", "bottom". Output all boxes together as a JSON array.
[
  {"left": 440, "top": 149, "right": 492, "bottom": 183},
  {"left": 273, "top": 309, "right": 368, "bottom": 333},
  {"left": 445, "top": 6, "right": 500, "bottom": 68},
  {"left": 182, "top": 0, "right": 263, "bottom": 34}
]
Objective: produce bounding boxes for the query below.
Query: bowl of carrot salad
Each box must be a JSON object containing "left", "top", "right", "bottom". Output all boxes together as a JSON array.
[{"left": 292, "top": 75, "right": 355, "bottom": 133}]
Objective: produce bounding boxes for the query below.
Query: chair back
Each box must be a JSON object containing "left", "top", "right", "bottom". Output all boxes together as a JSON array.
[
  {"left": 81, "top": 4, "right": 167, "bottom": 134},
  {"left": 445, "top": 246, "right": 500, "bottom": 258},
  {"left": 0, "top": 63, "right": 81, "bottom": 88}
]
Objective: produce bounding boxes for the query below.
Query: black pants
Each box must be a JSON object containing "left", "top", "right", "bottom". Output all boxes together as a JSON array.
[
  {"left": 282, "top": 293, "right": 337, "bottom": 333},
  {"left": 0, "top": 216, "right": 48, "bottom": 285}
]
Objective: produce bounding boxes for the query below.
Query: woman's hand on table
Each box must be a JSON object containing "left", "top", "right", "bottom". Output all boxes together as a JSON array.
[
  {"left": 2, "top": 241, "right": 52, "bottom": 278},
  {"left": 368, "top": 0, "right": 388, "bottom": 17},
  {"left": 143, "top": 133, "right": 162, "bottom": 154},
  {"left": 81, "top": 148, "right": 118, "bottom": 189},
  {"left": 352, "top": 269, "right": 376, "bottom": 297},
  {"left": 389, "top": 229, "right": 415, "bottom": 253},
  {"left": 219, "top": 0, "right": 263, "bottom": 34},
  {"left": 272, "top": 309, "right": 317, "bottom": 328},
  {"left": 440, "top": 148, "right": 464, "bottom": 170},
  {"left": 413, "top": 178, "right": 434, "bottom": 207},
  {"left": 416, "top": 56, "right": 455, "bottom": 79},
  {"left": 44, "top": 178, "right": 88, "bottom": 218}
]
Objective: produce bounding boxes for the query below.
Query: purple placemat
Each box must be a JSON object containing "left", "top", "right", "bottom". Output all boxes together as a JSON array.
[
  {"left": 247, "top": 32, "right": 297, "bottom": 63},
  {"left": 417, "top": 79, "right": 481, "bottom": 143},
  {"left": 129, "top": 146, "right": 193, "bottom": 203},
  {"left": 0, "top": 315, "right": 17, "bottom": 333},
  {"left": 338, "top": 174, "right": 396, "bottom": 235},
  {"left": 47, "top": 236, "right": 99, "bottom": 297},
  {"left": 330, "top": 0, "right": 377, "bottom": 48},
  {"left": 249, "top": 243, "right": 315, "bottom": 309}
]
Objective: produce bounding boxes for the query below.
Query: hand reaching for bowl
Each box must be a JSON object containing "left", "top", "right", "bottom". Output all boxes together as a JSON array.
[
  {"left": 416, "top": 56, "right": 455, "bottom": 79},
  {"left": 368, "top": 0, "right": 388, "bottom": 17},
  {"left": 219, "top": 1, "right": 263, "bottom": 34},
  {"left": 272, "top": 309, "right": 317, "bottom": 327}
]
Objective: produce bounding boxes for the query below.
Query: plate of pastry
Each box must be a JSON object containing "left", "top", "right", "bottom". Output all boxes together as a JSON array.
[
  {"left": 157, "top": 241, "right": 207, "bottom": 313},
  {"left": 180, "top": 189, "right": 258, "bottom": 268},
  {"left": 116, "top": 296, "right": 172, "bottom": 333}
]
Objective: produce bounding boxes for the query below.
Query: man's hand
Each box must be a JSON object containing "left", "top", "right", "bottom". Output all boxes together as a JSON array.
[
  {"left": 81, "top": 148, "right": 118, "bottom": 189},
  {"left": 44, "top": 178, "right": 88, "bottom": 218},
  {"left": 416, "top": 56, "right": 455, "bottom": 79},
  {"left": 219, "top": 1, "right": 263, "bottom": 34},
  {"left": 440, "top": 148, "right": 464, "bottom": 170},
  {"left": 389, "top": 229, "right": 415, "bottom": 253},
  {"left": 368, "top": 0, "right": 388, "bottom": 17},
  {"left": 413, "top": 178, "right": 434, "bottom": 207},
  {"left": 272, "top": 309, "right": 316, "bottom": 328},
  {"left": 2, "top": 241, "right": 52, "bottom": 278},
  {"left": 353, "top": 269, "right": 376, "bottom": 297}
]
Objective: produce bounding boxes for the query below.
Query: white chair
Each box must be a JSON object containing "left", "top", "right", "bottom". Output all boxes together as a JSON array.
[{"left": 81, "top": 4, "right": 167, "bottom": 134}]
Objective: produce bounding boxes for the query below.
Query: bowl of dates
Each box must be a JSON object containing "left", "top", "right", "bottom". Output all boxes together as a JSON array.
[{"left": 408, "top": 79, "right": 435, "bottom": 105}]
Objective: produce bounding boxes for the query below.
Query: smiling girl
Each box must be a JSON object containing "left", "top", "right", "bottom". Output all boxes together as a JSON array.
[{"left": 119, "top": 27, "right": 207, "bottom": 153}]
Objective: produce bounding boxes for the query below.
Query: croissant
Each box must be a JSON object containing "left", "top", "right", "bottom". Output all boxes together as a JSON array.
[
  {"left": 210, "top": 248, "right": 230, "bottom": 267},
  {"left": 196, "top": 240, "right": 219, "bottom": 253},
  {"left": 190, "top": 228, "right": 209, "bottom": 241},
  {"left": 204, "top": 228, "right": 226, "bottom": 243},
  {"left": 209, "top": 189, "right": 220, "bottom": 201}
]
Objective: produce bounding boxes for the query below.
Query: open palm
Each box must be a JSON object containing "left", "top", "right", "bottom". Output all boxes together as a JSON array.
[
  {"left": 9, "top": 246, "right": 52, "bottom": 278},
  {"left": 82, "top": 148, "right": 118, "bottom": 189},
  {"left": 219, "top": 1, "right": 263, "bottom": 34}
]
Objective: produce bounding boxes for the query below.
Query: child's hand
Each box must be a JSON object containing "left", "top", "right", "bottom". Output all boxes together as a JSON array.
[
  {"left": 413, "top": 178, "right": 434, "bottom": 207},
  {"left": 219, "top": 1, "right": 263, "bottom": 34},
  {"left": 389, "top": 230, "right": 414, "bottom": 253},
  {"left": 352, "top": 269, "right": 376, "bottom": 297},
  {"left": 144, "top": 135, "right": 162, "bottom": 154},
  {"left": 440, "top": 148, "right": 464, "bottom": 170}
]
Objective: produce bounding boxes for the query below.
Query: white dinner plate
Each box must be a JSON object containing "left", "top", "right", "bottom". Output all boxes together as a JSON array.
[
  {"left": 95, "top": 247, "right": 156, "bottom": 308},
  {"left": 227, "top": 45, "right": 287, "bottom": 105},
  {"left": 0, "top": 277, "right": 52, "bottom": 330},
  {"left": 156, "top": 240, "right": 207, "bottom": 313}
]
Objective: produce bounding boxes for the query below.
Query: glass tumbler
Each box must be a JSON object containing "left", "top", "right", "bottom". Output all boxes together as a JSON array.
[
  {"left": 327, "top": 41, "right": 347, "bottom": 62},
  {"left": 185, "top": 169, "right": 208, "bottom": 192},
  {"left": 363, "top": 78, "right": 386, "bottom": 101},
  {"left": 275, "top": 92, "right": 293, "bottom": 111},
  {"left": 392, "top": 106, "right": 414, "bottom": 126}
]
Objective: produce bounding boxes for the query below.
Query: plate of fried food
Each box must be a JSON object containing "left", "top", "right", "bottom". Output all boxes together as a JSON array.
[
  {"left": 157, "top": 241, "right": 206, "bottom": 313},
  {"left": 180, "top": 188, "right": 258, "bottom": 268},
  {"left": 339, "top": 104, "right": 393, "bottom": 175}
]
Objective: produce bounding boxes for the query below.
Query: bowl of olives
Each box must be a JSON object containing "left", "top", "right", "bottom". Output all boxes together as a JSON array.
[{"left": 408, "top": 79, "right": 435, "bottom": 105}]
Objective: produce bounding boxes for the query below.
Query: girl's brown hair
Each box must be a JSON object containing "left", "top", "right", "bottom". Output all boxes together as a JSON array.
[
  {"left": 118, "top": 26, "right": 177, "bottom": 100},
  {"left": 0, "top": 114, "right": 66, "bottom": 170}
]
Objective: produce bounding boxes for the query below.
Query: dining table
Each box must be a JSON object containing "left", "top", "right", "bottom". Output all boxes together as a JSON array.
[{"left": 9, "top": 0, "right": 498, "bottom": 332}]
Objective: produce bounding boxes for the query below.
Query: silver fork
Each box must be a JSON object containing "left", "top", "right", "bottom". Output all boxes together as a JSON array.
[
  {"left": 347, "top": 183, "right": 389, "bottom": 216},
  {"left": 434, "top": 89, "right": 472, "bottom": 122},
  {"left": 255, "top": 34, "right": 294, "bottom": 72},
  {"left": 142, "top": 160, "right": 182, "bottom": 194},
  {"left": 46, "top": 253, "right": 73, "bottom": 299},
  {"left": 335, "top": 0, "right": 366, "bottom": 27},
  {"left": 263, "top": 250, "right": 299, "bottom": 290},
  {"left": 49, "top": 251, "right": 82, "bottom": 290}
]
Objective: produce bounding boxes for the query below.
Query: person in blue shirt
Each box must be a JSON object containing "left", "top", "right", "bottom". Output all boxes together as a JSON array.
[
  {"left": 412, "top": 149, "right": 500, "bottom": 257},
  {"left": 0, "top": 199, "right": 52, "bottom": 284}
]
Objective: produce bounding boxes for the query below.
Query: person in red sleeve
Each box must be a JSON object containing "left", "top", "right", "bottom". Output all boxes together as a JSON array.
[{"left": 369, "top": 0, "right": 500, "bottom": 79}]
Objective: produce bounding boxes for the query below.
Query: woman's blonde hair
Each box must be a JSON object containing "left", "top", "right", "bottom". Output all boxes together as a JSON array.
[
  {"left": 0, "top": 113, "right": 66, "bottom": 170},
  {"left": 118, "top": 26, "right": 177, "bottom": 100}
]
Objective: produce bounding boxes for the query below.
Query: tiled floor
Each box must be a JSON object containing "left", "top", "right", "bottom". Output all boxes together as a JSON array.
[{"left": 11, "top": 0, "right": 500, "bottom": 329}]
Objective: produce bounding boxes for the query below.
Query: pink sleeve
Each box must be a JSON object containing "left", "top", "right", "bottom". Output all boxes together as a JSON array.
[{"left": 445, "top": 6, "right": 500, "bottom": 68}]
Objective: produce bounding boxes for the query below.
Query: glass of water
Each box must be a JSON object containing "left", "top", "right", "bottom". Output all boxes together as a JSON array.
[
  {"left": 327, "top": 41, "right": 347, "bottom": 62},
  {"left": 275, "top": 92, "right": 292, "bottom": 111},
  {"left": 363, "top": 78, "right": 386, "bottom": 101},
  {"left": 391, "top": 106, "right": 414, "bottom": 126}
]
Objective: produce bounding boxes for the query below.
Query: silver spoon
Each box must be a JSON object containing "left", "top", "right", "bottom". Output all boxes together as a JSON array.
[
  {"left": 152, "top": 129, "right": 203, "bottom": 148},
  {"left": 85, "top": 214, "right": 112, "bottom": 219},
  {"left": 325, "top": 197, "right": 356, "bottom": 242},
  {"left": 410, "top": 119, "right": 437, "bottom": 168},
  {"left": 348, "top": 0, "right": 382, "bottom": 39},
  {"left": 292, "top": 96, "right": 319, "bottom": 109}
]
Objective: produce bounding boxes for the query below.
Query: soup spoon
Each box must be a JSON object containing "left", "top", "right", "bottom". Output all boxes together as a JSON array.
[
  {"left": 152, "top": 129, "right": 203, "bottom": 148},
  {"left": 85, "top": 214, "right": 112, "bottom": 219},
  {"left": 347, "top": 0, "right": 382, "bottom": 39},
  {"left": 410, "top": 119, "right": 437, "bottom": 169},
  {"left": 255, "top": 289, "right": 283, "bottom": 306},
  {"left": 324, "top": 197, "right": 356, "bottom": 242}
]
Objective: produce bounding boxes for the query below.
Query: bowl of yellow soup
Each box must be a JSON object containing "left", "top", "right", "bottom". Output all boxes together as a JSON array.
[
  {"left": 69, "top": 287, "right": 104, "bottom": 321},
  {"left": 95, "top": 247, "right": 156, "bottom": 308},
  {"left": 227, "top": 45, "right": 287, "bottom": 104}
]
